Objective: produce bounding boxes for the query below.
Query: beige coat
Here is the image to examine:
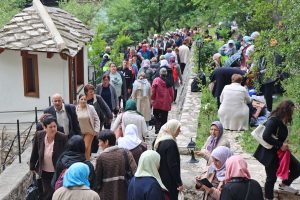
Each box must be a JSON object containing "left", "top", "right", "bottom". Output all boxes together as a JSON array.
[
  {"left": 218, "top": 83, "right": 251, "bottom": 131},
  {"left": 131, "top": 79, "right": 152, "bottom": 121},
  {"left": 52, "top": 186, "right": 100, "bottom": 200}
]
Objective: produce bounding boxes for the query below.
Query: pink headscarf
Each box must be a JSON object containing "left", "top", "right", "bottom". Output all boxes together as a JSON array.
[{"left": 224, "top": 155, "right": 251, "bottom": 183}]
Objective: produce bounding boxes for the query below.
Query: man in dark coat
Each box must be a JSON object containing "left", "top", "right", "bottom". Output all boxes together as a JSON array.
[
  {"left": 210, "top": 67, "right": 245, "bottom": 108},
  {"left": 44, "top": 93, "right": 81, "bottom": 138}
]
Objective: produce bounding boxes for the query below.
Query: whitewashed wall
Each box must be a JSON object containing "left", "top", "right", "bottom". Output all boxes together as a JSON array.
[{"left": 0, "top": 50, "right": 68, "bottom": 111}]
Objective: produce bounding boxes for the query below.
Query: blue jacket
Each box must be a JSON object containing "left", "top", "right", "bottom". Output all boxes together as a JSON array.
[{"left": 128, "top": 177, "right": 165, "bottom": 200}]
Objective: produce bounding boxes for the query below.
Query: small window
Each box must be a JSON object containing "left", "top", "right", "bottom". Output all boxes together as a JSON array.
[{"left": 22, "top": 53, "right": 39, "bottom": 98}]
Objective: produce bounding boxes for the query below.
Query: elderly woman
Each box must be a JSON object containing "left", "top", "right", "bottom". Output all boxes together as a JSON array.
[
  {"left": 118, "top": 124, "right": 147, "bottom": 164},
  {"left": 195, "top": 121, "right": 230, "bottom": 164},
  {"left": 51, "top": 135, "right": 95, "bottom": 190},
  {"left": 128, "top": 150, "right": 168, "bottom": 200},
  {"left": 76, "top": 94, "right": 100, "bottom": 160},
  {"left": 95, "top": 130, "right": 137, "bottom": 200},
  {"left": 154, "top": 119, "right": 184, "bottom": 200},
  {"left": 131, "top": 72, "right": 152, "bottom": 122},
  {"left": 111, "top": 99, "right": 147, "bottom": 141},
  {"left": 196, "top": 146, "right": 232, "bottom": 200},
  {"left": 220, "top": 155, "right": 263, "bottom": 200},
  {"left": 52, "top": 162, "right": 100, "bottom": 200},
  {"left": 30, "top": 117, "right": 67, "bottom": 200},
  {"left": 218, "top": 74, "right": 251, "bottom": 131}
]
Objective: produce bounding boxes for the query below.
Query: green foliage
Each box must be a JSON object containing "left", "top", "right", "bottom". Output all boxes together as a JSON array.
[
  {"left": 196, "top": 87, "right": 218, "bottom": 148},
  {"left": 59, "top": 0, "right": 100, "bottom": 26},
  {"left": 0, "top": 0, "right": 28, "bottom": 27},
  {"left": 238, "top": 129, "right": 258, "bottom": 155},
  {"left": 110, "top": 33, "right": 133, "bottom": 66},
  {"left": 88, "top": 23, "right": 107, "bottom": 68}
]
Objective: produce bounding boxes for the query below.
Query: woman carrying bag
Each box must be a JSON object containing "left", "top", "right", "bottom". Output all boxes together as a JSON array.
[{"left": 254, "top": 100, "right": 300, "bottom": 200}]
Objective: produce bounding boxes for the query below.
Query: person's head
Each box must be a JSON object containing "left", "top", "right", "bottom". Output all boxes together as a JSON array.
[
  {"left": 125, "top": 99, "right": 137, "bottom": 111},
  {"left": 210, "top": 121, "right": 223, "bottom": 138},
  {"left": 213, "top": 53, "right": 222, "bottom": 65},
  {"left": 159, "top": 55, "right": 165, "bottom": 61},
  {"left": 231, "top": 74, "right": 243, "bottom": 84},
  {"left": 250, "top": 31, "right": 260, "bottom": 40},
  {"left": 52, "top": 93, "right": 63, "bottom": 111},
  {"left": 43, "top": 116, "right": 58, "bottom": 136},
  {"left": 174, "top": 47, "right": 179, "bottom": 54},
  {"left": 117, "top": 124, "right": 141, "bottom": 150},
  {"left": 78, "top": 94, "right": 87, "bottom": 107},
  {"left": 134, "top": 150, "right": 167, "bottom": 190},
  {"left": 138, "top": 72, "right": 146, "bottom": 80},
  {"left": 98, "top": 129, "right": 116, "bottom": 150},
  {"left": 227, "top": 40, "right": 235, "bottom": 48},
  {"left": 271, "top": 100, "right": 295, "bottom": 124},
  {"left": 63, "top": 162, "right": 90, "bottom": 188},
  {"left": 142, "top": 59, "right": 150, "bottom": 68},
  {"left": 102, "top": 75, "right": 110, "bottom": 87},
  {"left": 159, "top": 67, "right": 167, "bottom": 78},
  {"left": 65, "top": 135, "right": 85, "bottom": 154},
  {"left": 142, "top": 44, "right": 147, "bottom": 51},
  {"left": 166, "top": 48, "right": 172, "bottom": 53},
  {"left": 109, "top": 62, "right": 117, "bottom": 74},
  {"left": 224, "top": 155, "right": 250, "bottom": 183},
  {"left": 129, "top": 48, "right": 136, "bottom": 55},
  {"left": 211, "top": 146, "right": 232, "bottom": 170},
  {"left": 242, "top": 36, "right": 252, "bottom": 46},
  {"left": 162, "top": 119, "right": 181, "bottom": 138},
  {"left": 122, "top": 59, "right": 128, "bottom": 68},
  {"left": 84, "top": 84, "right": 94, "bottom": 100},
  {"left": 39, "top": 113, "right": 52, "bottom": 123},
  {"left": 105, "top": 46, "right": 111, "bottom": 53},
  {"left": 151, "top": 57, "right": 157, "bottom": 63}
]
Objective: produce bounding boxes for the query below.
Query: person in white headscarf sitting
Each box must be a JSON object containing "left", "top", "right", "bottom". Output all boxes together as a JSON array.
[
  {"left": 118, "top": 124, "right": 147, "bottom": 164},
  {"left": 128, "top": 150, "right": 169, "bottom": 200},
  {"left": 131, "top": 72, "right": 152, "bottom": 123},
  {"left": 154, "top": 119, "right": 183, "bottom": 200}
]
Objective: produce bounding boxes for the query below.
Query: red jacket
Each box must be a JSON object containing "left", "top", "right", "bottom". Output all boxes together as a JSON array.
[{"left": 151, "top": 77, "right": 174, "bottom": 111}]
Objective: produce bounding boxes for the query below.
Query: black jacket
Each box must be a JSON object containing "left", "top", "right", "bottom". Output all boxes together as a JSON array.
[
  {"left": 220, "top": 178, "right": 264, "bottom": 200},
  {"left": 87, "top": 95, "right": 113, "bottom": 123},
  {"left": 157, "top": 139, "right": 182, "bottom": 200},
  {"left": 210, "top": 67, "right": 245, "bottom": 98},
  {"left": 44, "top": 104, "right": 81, "bottom": 138},
  {"left": 30, "top": 131, "right": 67, "bottom": 176},
  {"left": 254, "top": 117, "right": 288, "bottom": 167}
]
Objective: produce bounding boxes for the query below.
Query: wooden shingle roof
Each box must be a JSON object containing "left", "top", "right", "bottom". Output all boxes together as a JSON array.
[{"left": 0, "top": 0, "right": 93, "bottom": 57}]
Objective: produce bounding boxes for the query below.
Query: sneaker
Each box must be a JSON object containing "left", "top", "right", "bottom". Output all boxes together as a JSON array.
[{"left": 278, "top": 184, "right": 299, "bottom": 194}]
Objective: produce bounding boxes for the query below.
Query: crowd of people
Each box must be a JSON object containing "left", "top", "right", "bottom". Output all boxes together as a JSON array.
[{"left": 28, "top": 26, "right": 300, "bottom": 200}]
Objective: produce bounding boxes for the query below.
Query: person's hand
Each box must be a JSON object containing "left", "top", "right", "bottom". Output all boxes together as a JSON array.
[
  {"left": 31, "top": 170, "right": 37, "bottom": 174},
  {"left": 201, "top": 185, "right": 213, "bottom": 193},
  {"left": 194, "top": 151, "right": 204, "bottom": 157},
  {"left": 177, "top": 185, "right": 184, "bottom": 192},
  {"left": 281, "top": 143, "right": 289, "bottom": 151}
]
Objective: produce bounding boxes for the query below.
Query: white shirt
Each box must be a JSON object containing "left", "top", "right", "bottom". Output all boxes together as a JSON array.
[{"left": 55, "top": 104, "right": 69, "bottom": 135}]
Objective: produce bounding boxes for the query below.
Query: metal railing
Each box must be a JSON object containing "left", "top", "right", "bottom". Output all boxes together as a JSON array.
[{"left": 0, "top": 107, "right": 43, "bottom": 172}]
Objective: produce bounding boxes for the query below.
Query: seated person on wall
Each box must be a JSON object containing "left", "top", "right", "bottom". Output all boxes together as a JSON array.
[
  {"left": 218, "top": 74, "right": 251, "bottom": 131},
  {"left": 195, "top": 121, "right": 230, "bottom": 165},
  {"left": 249, "top": 97, "right": 269, "bottom": 127}
]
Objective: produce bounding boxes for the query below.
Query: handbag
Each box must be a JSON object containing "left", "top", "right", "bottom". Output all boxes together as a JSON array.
[
  {"left": 114, "top": 113, "right": 124, "bottom": 138},
  {"left": 251, "top": 122, "right": 278, "bottom": 149},
  {"left": 122, "top": 149, "right": 133, "bottom": 187},
  {"left": 26, "top": 173, "right": 41, "bottom": 200},
  {"left": 178, "top": 191, "right": 184, "bottom": 200}
]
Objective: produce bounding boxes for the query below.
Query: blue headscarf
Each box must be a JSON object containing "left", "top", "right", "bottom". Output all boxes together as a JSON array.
[{"left": 63, "top": 162, "right": 90, "bottom": 188}]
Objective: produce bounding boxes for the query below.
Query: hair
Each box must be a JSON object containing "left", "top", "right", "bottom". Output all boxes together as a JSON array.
[
  {"left": 84, "top": 84, "right": 94, "bottom": 95},
  {"left": 270, "top": 100, "right": 295, "bottom": 124},
  {"left": 78, "top": 94, "right": 85, "bottom": 99},
  {"left": 42, "top": 116, "right": 58, "bottom": 127},
  {"left": 102, "top": 74, "right": 110, "bottom": 81},
  {"left": 98, "top": 129, "right": 116, "bottom": 146},
  {"left": 231, "top": 74, "right": 243, "bottom": 83},
  {"left": 39, "top": 113, "right": 52, "bottom": 122},
  {"left": 109, "top": 62, "right": 116, "bottom": 67}
]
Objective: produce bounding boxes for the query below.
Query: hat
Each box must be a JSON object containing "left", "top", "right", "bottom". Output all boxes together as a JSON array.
[
  {"left": 228, "top": 40, "right": 235, "bottom": 44},
  {"left": 243, "top": 36, "right": 252, "bottom": 45},
  {"left": 159, "top": 68, "right": 167, "bottom": 75},
  {"left": 251, "top": 31, "right": 260, "bottom": 40}
]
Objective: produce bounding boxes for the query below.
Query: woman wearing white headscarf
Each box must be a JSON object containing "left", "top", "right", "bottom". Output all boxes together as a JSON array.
[
  {"left": 131, "top": 72, "right": 152, "bottom": 122},
  {"left": 128, "top": 150, "right": 168, "bottom": 200},
  {"left": 154, "top": 119, "right": 183, "bottom": 200},
  {"left": 196, "top": 146, "right": 232, "bottom": 200},
  {"left": 118, "top": 124, "right": 147, "bottom": 164}
]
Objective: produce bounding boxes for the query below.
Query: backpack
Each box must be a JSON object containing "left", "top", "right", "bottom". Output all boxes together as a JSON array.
[
  {"left": 191, "top": 72, "right": 206, "bottom": 92},
  {"left": 54, "top": 168, "right": 67, "bottom": 191},
  {"left": 171, "top": 63, "right": 179, "bottom": 82}
]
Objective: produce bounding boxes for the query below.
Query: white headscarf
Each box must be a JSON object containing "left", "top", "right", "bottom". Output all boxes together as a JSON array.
[
  {"left": 154, "top": 119, "right": 181, "bottom": 150},
  {"left": 135, "top": 150, "right": 167, "bottom": 190},
  {"left": 160, "top": 59, "right": 169, "bottom": 67},
  {"left": 118, "top": 124, "right": 142, "bottom": 150}
]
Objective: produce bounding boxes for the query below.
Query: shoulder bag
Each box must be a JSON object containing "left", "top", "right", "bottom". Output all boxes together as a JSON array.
[{"left": 250, "top": 120, "right": 278, "bottom": 149}]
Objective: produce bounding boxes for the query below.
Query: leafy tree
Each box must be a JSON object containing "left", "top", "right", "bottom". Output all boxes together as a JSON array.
[{"left": 0, "top": 0, "right": 28, "bottom": 27}]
